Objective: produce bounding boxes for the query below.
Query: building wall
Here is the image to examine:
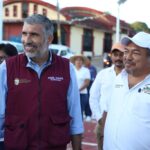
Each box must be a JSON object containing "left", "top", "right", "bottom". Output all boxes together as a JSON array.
[
  {"left": 29, "top": 3, "right": 66, "bottom": 21},
  {"left": 3, "top": 1, "right": 67, "bottom": 42},
  {"left": 93, "top": 30, "right": 104, "bottom": 56},
  {"left": 112, "top": 33, "right": 116, "bottom": 45},
  {"left": 4, "top": 2, "right": 22, "bottom": 20},
  {"left": 70, "top": 26, "right": 83, "bottom": 54},
  {"left": 112, "top": 33, "right": 127, "bottom": 45},
  {"left": 4, "top": 2, "right": 66, "bottom": 21},
  {"left": 4, "top": 23, "right": 23, "bottom": 42}
]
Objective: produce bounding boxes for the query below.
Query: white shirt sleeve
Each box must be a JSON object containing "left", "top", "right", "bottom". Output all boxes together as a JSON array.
[
  {"left": 85, "top": 67, "right": 91, "bottom": 80},
  {"left": 89, "top": 72, "right": 102, "bottom": 121},
  {"left": 67, "top": 63, "right": 84, "bottom": 134}
]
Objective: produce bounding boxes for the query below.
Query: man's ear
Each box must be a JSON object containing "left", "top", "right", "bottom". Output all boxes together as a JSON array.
[{"left": 48, "top": 35, "right": 54, "bottom": 44}]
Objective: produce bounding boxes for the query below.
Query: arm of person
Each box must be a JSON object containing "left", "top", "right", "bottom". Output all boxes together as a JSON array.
[
  {"left": 79, "top": 67, "right": 91, "bottom": 92},
  {"left": 71, "top": 134, "right": 82, "bottom": 150},
  {"left": 67, "top": 63, "right": 84, "bottom": 150},
  {"left": 99, "top": 111, "right": 107, "bottom": 137},
  {"left": 79, "top": 79, "right": 90, "bottom": 92},
  {"left": 0, "top": 61, "right": 7, "bottom": 141}
]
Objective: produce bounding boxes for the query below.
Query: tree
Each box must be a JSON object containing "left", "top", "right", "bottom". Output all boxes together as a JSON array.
[{"left": 130, "top": 22, "right": 150, "bottom": 33}]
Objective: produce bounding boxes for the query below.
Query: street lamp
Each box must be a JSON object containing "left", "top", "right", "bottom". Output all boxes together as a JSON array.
[
  {"left": 116, "top": 0, "right": 126, "bottom": 42},
  {"left": 56, "top": 0, "right": 61, "bottom": 45},
  {"left": 0, "top": 0, "right": 3, "bottom": 41}
]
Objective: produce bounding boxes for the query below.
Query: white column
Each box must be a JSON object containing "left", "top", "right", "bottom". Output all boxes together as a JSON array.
[
  {"left": 0, "top": 0, "right": 3, "bottom": 41},
  {"left": 57, "top": 0, "right": 61, "bottom": 45},
  {"left": 116, "top": 3, "right": 120, "bottom": 42},
  {"left": 116, "top": 0, "right": 127, "bottom": 42}
]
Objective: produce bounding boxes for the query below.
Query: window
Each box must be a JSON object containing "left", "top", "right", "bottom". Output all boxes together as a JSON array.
[
  {"left": 61, "top": 27, "right": 67, "bottom": 45},
  {"left": 5, "top": 8, "right": 9, "bottom": 16},
  {"left": 22, "top": 2, "right": 28, "bottom": 18},
  {"left": 33, "top": 4, "right": 37, "bottom": 14},
  {"left": 103, "top": 33, "right": 112, "bottom": 53},
  {"left": 13, "top": 5, "right": 17, "bottom": 17},
  {"left": 82, "top": 29, "right": 93, "bottom": 52},
  {"left": 42, "top": 8, "right": 47, "bottom": 16}
]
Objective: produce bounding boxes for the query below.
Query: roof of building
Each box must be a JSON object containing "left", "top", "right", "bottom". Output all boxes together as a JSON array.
[{"left": 61, "top": 6, "right": 131, "bottom": 31}]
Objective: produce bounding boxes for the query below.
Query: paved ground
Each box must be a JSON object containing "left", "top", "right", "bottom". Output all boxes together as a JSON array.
[{"left": 67, "top": 120, "right": 98, "bottom": 150}]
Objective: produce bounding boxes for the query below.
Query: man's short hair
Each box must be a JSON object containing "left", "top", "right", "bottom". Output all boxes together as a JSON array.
[
  {"left": 0, "top": 43, "right": 18, "bottom": 56},
  {"left": 24, "top": 14, "right": 54, "bottom": 37}
]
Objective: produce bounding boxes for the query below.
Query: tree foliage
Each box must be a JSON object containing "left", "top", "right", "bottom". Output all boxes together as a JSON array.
[{"left": 130, "top": 21, "right": 150, "bottom": 33}]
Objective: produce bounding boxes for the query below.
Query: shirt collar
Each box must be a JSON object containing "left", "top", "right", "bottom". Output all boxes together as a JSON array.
[{"left": 26, "top": 50, "right": 52, "bottom": 67}]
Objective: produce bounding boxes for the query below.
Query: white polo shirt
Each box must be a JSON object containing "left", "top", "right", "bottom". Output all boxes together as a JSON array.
[
  {"left": 74, "top": 66, "right": 91, "bottom": 94},
  {"left": 89, "top": 65, "right": 117, "bottom": 121},
  {"left": 104, "top": 70, "right": 150, "bottom": 150}
]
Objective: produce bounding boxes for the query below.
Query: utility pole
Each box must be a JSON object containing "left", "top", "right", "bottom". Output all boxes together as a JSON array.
[
  {"left": 0, "top": 0, "right": 3, "bottom": 41},
  {"left": 116, "top": 0, "right": 127, "bottom": 42},
  {"left": 56, "top": 0, "right": 61, "bottom": 45}
]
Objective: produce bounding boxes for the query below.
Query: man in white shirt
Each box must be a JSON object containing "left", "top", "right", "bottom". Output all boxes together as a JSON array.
[
  {"left": 89, "top": 43, "right": 125, "bottom": 150},
  {"left": 104, "top": 32, "right": 150, "bottom": 150}
]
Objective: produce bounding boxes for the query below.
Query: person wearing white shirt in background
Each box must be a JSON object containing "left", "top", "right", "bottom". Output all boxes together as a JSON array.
[
  {"left": 104, "top": 32, "right": 150, "bottom": 150},
  {"left": 70, "top": 55, "right": 91, "bottom": 121},
  {"left": 89, "top": 43, "right": 125, "bottom": 150}
]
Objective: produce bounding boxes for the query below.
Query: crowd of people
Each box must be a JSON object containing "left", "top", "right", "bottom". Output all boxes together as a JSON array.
[{"left": 0, "top": 14, "right": 150, "bottom": 150}]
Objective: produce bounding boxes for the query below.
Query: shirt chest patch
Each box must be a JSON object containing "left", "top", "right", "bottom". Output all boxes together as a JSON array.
[
  {"left": 115, "top": 84, "right": 124, "bottom": 88},
  {"left": 140, "top": 84, "right": 150, "bottom": 94},
  {"left": 14, "top": 78, "right": 31, "bottom": 86},
  {"left": 48, "top": 76, "right": 64, "bottom": 82}
]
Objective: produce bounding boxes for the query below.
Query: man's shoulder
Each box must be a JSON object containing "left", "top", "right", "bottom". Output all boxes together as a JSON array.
[
  {"left": 98, "top": 66, "right": 114, "bottom": 74},
  {"left": 52, "top": 53, "right": 69, "bottom": 64},
  {"left": 6, "top": 53, "right": 25, "bottom": 64},
  {"left": 81, "top": 66, "right": 89, "bottom": 71}
]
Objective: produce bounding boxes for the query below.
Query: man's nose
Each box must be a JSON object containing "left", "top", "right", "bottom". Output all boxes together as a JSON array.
[
  {"left": 124, "top": 52, "right": 132, "bottom": 60},
  {"left": 24, "top": 34, "right": 32, "bottom": 43}
]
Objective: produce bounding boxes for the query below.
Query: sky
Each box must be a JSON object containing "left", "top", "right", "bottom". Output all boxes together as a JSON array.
[{"left": 43, "top": 0, "right": 150, "bottom": 28}]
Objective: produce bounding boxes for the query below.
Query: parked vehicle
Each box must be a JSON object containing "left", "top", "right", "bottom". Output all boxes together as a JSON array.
[
  {"left": 103, "top": 52, "right": 112, "bottom": 68},
  {"left": 49, "top": 44, "right": 74, "bottom": 59},
  {"left": 1, "top": 40, "right": 24, "bottom": 53}
]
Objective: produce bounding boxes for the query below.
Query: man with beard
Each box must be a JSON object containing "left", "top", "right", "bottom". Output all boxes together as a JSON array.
[
  {"left": 0, "top": 14, "right": 83, "bottom": 150},
  {"left": 103, "top": 32, "right": 150, "bottom": 150},
  {"left": 89, "top": 43, "right": 125, "bottom": 150}
]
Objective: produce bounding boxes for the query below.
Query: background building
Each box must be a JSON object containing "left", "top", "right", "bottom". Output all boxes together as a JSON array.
[{"left": 3, "top": 0, "right": 133, "bottom": 56}]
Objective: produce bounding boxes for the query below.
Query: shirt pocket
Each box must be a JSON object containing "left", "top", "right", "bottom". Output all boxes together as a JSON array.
[
  {"left": 4, "top": 115, "right": 28, "bottom": 150},
  {"left": 132, "top": 93, "right": 150, "bottom": 120},
  {"left": 48, "top": 115, "right": 71, "bottom": 146}
]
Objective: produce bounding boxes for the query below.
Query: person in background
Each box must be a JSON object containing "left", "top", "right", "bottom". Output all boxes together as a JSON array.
[
  {"left": 0, "top": 43, "right": 18, "bottom": 150},
  {"left": 0, "top": 43, "right": 18, "bottom": 64},
  {"left": 70, "top": 55, "right": 91, "bottom": 120},
  {"left": 89, "top": 43, "right": 125, "bottom": 150},
  {"left": 0, "top": 14, "right": 83, "bottom": 150},
  {"left": 85, "top": 56, "right": 97, "bottom": 121},
  {"left": 104, "top": 32, "right": 150, "bottom": 150}
]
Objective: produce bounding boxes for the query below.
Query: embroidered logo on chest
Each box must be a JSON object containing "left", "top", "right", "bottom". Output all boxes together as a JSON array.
[
  {"left": 48, "top": 76, "right": 64, "bottom": 82},
  {"left": 14, "top": 78, "right": 31, "bottom": 86},
  {"left": 141, "top": 84, "right": 150, "bottom": 94}
]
